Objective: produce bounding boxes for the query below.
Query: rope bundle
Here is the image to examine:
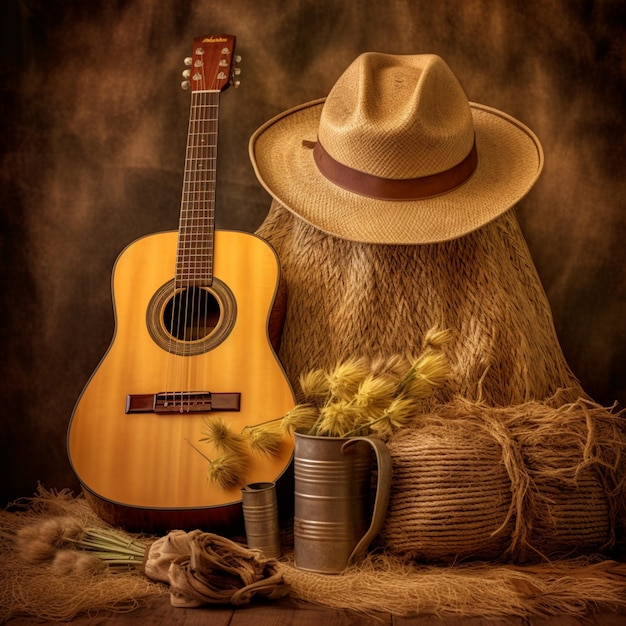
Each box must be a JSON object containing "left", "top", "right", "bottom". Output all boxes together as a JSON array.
[
  {"left": 382, "top": 396, "right": 626, "bottom": 563},
  {"left": 382, "top": 413, "right": 515, "bottom": 561}
]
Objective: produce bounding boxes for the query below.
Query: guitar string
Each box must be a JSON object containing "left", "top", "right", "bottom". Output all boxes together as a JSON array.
[
  {"left": 168, "top": 49, "right": 221, "bottom": 414},
  {"left": 197, "top": 64, "right": 220, "bottom": 413}
]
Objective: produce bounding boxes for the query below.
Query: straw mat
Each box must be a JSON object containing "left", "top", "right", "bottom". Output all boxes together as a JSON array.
[{"left": 1, "top": 487, "right": 626, "bottom": 621}]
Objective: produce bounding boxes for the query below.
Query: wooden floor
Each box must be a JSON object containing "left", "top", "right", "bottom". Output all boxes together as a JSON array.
[{"left": 6, "top": 595, "right": 626, "bottom": 625}]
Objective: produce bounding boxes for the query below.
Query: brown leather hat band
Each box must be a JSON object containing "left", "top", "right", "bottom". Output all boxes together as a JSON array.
[{"left": 307, "top": 138, "right": 478, "bottom": 200}]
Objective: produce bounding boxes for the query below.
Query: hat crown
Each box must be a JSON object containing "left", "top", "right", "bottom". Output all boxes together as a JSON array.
[{"left": 318, "top": 53, "right": 475, "bottom": 180}]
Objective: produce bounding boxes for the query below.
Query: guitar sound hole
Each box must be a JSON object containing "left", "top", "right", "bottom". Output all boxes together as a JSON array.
[
  {"left": 163, "top": 287, "right": 220, "bottom": 341},
  {"left": 147, "top": 279, "right": 237, "bottom": 356}
]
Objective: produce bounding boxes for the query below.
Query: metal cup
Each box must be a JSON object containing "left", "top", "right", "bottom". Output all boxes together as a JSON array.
[{"left": 241, "top": 481, "right": 282, "bottom": 559}]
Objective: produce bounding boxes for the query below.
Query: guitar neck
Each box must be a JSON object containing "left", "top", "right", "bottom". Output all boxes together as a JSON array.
[
  {"left": 175, "top": 34, "right": 237, "bottom": 289},
  {"left": 176, "top": 89, "right": 220, "bottom": 288}
]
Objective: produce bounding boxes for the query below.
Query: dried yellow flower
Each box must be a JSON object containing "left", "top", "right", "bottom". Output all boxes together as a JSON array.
[
  {"left": 245, "top": 425, "right": 284, "bottom": 457},
  {"left": 326, "top": 357, "right": 370, "bottom": 401},
  {"left": 281, "top": 403, "right": 320, "bottom": 434},
  {"left": 200, "top": 417, "right": 248, "bottom": 456},
  {"left": 299, "top": 368, "right": 330, "bottom": 405},
  {"left": 406, "top": 352, "right": 451, "bottom": 397},
  {"left": 207, "top": 454, "right": 248, "bottom": 490},
  {"left": 317, "top": 402, "right": 362, "bottom": 437},
  {"left": 354, "top": 375, "right": 398, "bottom": 409},
  {"left": 256, "top": 327, "right": 452, "bottom": 442}
]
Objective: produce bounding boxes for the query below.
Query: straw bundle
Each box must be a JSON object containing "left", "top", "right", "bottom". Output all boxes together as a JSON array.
[
  {"left": 382, "top": 413, "right": 516, "bottom": 562},
  {"left": 381, "top": 396, "right": 626, "bottom": 563},
  {"left": 257, "top": 201, "right": 582, "bottom": 407}
]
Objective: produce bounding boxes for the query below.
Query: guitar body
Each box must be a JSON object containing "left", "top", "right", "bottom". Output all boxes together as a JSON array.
[{"left": 67, "top": 229, "right": 295, "bottom": 533}]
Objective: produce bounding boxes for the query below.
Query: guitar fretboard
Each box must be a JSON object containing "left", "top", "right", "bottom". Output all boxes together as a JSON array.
[{"left": 176, "top": 90, "right": 220, "bottom": 289}]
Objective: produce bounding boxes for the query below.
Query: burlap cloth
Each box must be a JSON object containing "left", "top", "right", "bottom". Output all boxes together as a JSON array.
[{"left": 257, "top": 201, "right": 626, "bottom": 562}]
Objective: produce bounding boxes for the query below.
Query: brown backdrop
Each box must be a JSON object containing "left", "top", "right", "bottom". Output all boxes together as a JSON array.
[{"left": 1, "top": 0, "right": 624, "bottom": 506}]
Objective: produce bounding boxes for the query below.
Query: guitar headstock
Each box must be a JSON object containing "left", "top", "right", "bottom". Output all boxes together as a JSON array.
[{"left": 181, "top": 34, "right": 240, "bottom": 92}]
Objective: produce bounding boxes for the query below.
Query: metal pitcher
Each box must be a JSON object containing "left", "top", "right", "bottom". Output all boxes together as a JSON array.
[{"left": 293, "top": 432, "right": 392, "bottom": 574}]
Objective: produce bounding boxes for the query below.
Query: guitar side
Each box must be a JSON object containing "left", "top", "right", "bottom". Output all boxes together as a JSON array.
[{"left": 67, "top": 229, "right": 295, "bottom": 533}]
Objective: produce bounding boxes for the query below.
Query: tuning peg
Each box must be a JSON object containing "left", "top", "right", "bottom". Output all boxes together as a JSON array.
[
  {"left": 182, "top": 69, "right": 191, "bottom": 78},
  {"left": 184, "top": 57, "right": 192, "bottom": 66},
  {"left": 234, "top": 55, "right": 242, "bottom": 63},
  {"left": 181, "top": 80, "right": 190, "bottom": 90},
  {"left": 233, "top": 80, "right": 241, "bottom": 88},
  {"left": 234, "top": 67, "right": 242, "bottom": 76}
]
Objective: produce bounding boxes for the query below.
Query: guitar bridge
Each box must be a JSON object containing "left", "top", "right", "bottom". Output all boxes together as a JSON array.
[{"left": 126, "top": 392, "right": 240, "bottom": 414}]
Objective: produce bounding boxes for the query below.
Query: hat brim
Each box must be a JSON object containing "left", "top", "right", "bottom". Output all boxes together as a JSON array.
[{"left": 249, "top": 98, "right": 543, "bottom": 244}]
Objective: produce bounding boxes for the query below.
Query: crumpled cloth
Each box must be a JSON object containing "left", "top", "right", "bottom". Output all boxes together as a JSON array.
[{"left": 144, "top": 529, "right": 289, "bottom": 608}]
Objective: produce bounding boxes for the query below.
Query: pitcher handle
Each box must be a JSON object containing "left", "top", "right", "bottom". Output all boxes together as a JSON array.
[{"left": 341, "top": 436, "right": 392, "bottom": 565}]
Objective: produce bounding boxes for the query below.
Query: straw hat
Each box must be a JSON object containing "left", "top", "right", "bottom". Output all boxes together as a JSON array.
[{"left": 250, "top": 53, "right": 543, "bottom": 244}]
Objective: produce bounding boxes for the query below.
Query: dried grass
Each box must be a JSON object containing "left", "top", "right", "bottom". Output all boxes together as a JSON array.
[
  {"left": 277, "top": 551, "right": 626, "bottom": 619},
  {"left": 1, "top": 480, "right": 625, "bottom": 621},
  {"left": 0, "top": 488, "right": 166, "bottom": 622},
  {"left": 256, "top": 202, "right": 585, "bottom": 407}
]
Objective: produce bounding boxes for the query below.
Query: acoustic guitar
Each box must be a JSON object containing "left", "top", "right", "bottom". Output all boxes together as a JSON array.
[{"left": 67, "top": 35, "right": 295, "bottom": 533}]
